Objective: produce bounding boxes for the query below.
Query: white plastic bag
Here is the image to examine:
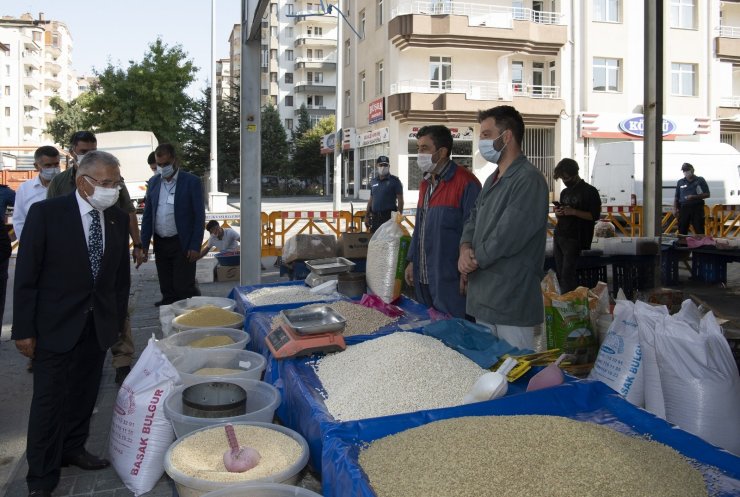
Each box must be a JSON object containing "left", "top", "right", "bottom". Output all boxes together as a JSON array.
[
  {"left": 588, "top": 300, "right": 645, "bottom": 406},
  {"left": 634, "top": 300, "right": 670, "bottom": 418},
  {"left": 655, "top": 302, "right": 740, "bottom": 455},
  {"left": 366, "top": 213, "right": 411, "bottom": 303},
  {"left": 109, "top": 338, "right": 181, "bottom": 496},
  {"left": 159, "top": 304, "right": 175, "bottom": 337}
]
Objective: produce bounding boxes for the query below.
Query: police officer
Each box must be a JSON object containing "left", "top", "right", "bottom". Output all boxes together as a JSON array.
[
  {"left": 365, "top": 155, "right": 404, "bottom": 232},
  {"left": 673, "top": 162, "right": 710, "bottom": 235}
]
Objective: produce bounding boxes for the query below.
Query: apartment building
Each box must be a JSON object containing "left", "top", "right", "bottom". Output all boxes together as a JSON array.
[
  {"left": 333, "top": 0, "right": 737, "bottom": 202},
  {"left": 216, "top": 58, "right": 232, "bottom": 100},
  {"left": 0, "top": 13, "right": 76, "bottom": 159}
]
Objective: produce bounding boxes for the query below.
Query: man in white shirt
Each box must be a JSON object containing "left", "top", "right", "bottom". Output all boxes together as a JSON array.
[
  {"left": 13, "top": 146, "right": 61, "bottom": 240},
  {"left": 199, "top": 220, "right": 240, "bottom": 258}
]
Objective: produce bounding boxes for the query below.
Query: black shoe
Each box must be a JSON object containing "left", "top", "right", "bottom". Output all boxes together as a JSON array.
[
  {"left": 28, "top": 490, "right": 52, "bottom": 497},
  {"left": 61, "top": 450, "right": 110, "bottom": 470},
  {"left": 154, "top": 300, "right": 165, "bottom": 307},
  {"left": 115, "top": 366, "right": 131, "bottom": 385},
  {"left": 154, "top": 299, "right": 174, "bottom": 307}
]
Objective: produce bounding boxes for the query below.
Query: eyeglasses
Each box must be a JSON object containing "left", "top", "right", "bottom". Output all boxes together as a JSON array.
[{"left": 83, "top": 175, "right": 123, "bottom": 190}]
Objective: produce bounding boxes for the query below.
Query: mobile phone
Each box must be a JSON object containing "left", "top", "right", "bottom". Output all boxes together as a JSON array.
[{"left": 553, "top": 201, "right": 561, "bottom": 207}]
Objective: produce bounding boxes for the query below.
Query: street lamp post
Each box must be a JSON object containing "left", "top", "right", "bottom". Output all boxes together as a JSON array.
[{"left": 210, "top": 0, "right": 219, "bottom": 211}]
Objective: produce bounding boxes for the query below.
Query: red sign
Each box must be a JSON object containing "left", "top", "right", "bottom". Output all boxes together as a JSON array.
[{"left": 368, "top": 97, "right": 385, "bottom": 125}]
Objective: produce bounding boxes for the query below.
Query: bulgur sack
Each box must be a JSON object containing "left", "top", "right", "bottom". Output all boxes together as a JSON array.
[{"left": 109, "top": 338, "right": 182, "bottom": 496}]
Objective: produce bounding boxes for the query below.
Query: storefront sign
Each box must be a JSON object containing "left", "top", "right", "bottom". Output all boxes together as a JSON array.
[
  {"left": 343, "top": 127, "right": 356, "bottom": 150},
  {"left": 580, "top": 113, "right": 709, "bottom": 139},
  {"left": 358, "top": 127, "right": 390, "bottom": 147},
  {"left": 321, "top": 132, "right": 335, "bottom": 155},
  {"left": 408, "top": 126, "right": 474, "bottom": 140},
  {"left": 368, "top": 97, "right": 385, "bottom": 125},
  {"left": 618, "top": 116, "right": 677, "bottom": 137}
]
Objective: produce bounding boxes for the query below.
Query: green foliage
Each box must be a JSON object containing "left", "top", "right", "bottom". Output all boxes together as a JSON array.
[
  {"left": 292, "top": 104, "right": 312, "bottom": 141},
  {"left": 86, "top": 38, "right": 198, "bottom": 147},
  {"left": 261, "top": 103, "right": 290, "bottom": 178},
  {"left": 292, "top": 115, "right": 335, "bottom": 180},
  {"left": 44, "top": 93, "right": 94, "bottom": 147}
]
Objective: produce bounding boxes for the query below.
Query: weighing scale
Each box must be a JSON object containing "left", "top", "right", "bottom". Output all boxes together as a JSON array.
[{"left": 265, "top": 307, "right": 348, "bottom": 359}]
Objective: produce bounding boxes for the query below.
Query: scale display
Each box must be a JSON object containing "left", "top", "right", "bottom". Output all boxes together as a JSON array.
[{"left": 266, "top": 324, "right": 347, "bottom": 359}]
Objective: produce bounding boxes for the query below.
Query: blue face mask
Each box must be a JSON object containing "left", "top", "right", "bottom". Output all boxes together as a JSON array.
[
  {"left": 157, "top": 164, "right": 175, "bottom": 178},
  {"left": 479, "top": 131, "right": 507, "bottom": 164}
]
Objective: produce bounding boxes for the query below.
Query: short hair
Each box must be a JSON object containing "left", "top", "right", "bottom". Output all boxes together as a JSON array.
[
  {"left": 553, "top": 158, "right": 579, "bottom": 179},
  {"left": 34, "top": 145, "right": 60, "bottom": 162},
  {"left": 147, "top": 151, "right": 156, "bottom": 165},
  {"left": 155, "top": 143, "right": 176, "bottom": 158},
  {"left": 78, "top": 150, "right": 120, "bottom": 174},
  {"left": 206, "top": 220, "right": 220, "bottom": 231},
  {"left": 681, "top": 162, "right": 694, "bottom": 171},
  {"left": 416, "top": 125, "right": 453, "bottom": 157},
  {"left": 477, "top": 105, "right": 525, "bottom": 146},
  {"left": 69, "top": 131, "right": 96, "bottom": 147}
]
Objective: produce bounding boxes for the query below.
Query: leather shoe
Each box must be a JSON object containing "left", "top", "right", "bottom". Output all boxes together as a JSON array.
[
  {"left": 28, "top": 490, "right": 52, "bottom": 497},
  {"left": 61, "top": 450, "right": 110, "bottom": 470},
  {"left": 115, "top": 366, "right": 131, "bottom": 385}
]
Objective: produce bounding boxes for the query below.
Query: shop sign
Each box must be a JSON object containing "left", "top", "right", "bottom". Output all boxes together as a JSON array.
[
  {"left": 343, "top": 127, "right": 356, "bottom": 150},
  {"left": 619, "top": 116, "right": 677, "bottom": 137},
  {"left": 368, "top": 97, "right": 385, "bottom": 125},
  {"left": 321, "top": 132, "right": 335, "bottom": 155},
  {"left": 358, "top": 127, "right": 390, "bottom": 147},
  {"left": 579, "top": 113, "right": 707, "bottom": 139},
  {"left": 408, "top": 126, "right": 474, "bottom": 140}
]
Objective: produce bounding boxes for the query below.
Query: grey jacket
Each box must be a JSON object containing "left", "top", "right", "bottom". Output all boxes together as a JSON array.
[{"left": 460, "top": 153, "right": 549, "bottom": 326}]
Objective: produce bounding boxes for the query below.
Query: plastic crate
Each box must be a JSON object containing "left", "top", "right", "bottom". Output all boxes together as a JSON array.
[
  {"left": 612, "top": 259, "right": 655, "bottom": 300},
  {"left": 214, "top": 251, "right": 240, "bottom": 266},
  {"left": 691, "top": 253, "right": 728, "bottom": 284},
  {"left": 576, "top": 265, "right": 607, "bottom": 289},
  {"left": 661, "top": 256, "right": 679, "bottom": 286}
]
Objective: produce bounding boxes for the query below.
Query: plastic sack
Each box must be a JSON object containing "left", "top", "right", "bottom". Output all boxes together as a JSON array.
[
  {"left": 365, "top": 213, "right": 411, "bottom": 303},
  {"left": 109, "top": 338, "right": 181, "bottom": 496},
  {"left": 282, "top": 234, "right": 337, "bottom": 263},
  {"left": 634, "top": 300, "right": 670, "bottom": 418},
  {"left": 359, "top": 293, "right": 404, "bottom": 317},
  {"left": 543, "top": 286, "right": 597, "bottom": 366},
  {"left": 588, "top": 300, "right": 645, "bottom": 406},
  {"left": 159, "top": 304, "right": 175, "bottom": 337},
  {"left": 685, "top": 235, "right": 715, "bottom": 249},
  {"left": 422, "top": 318, "right": 530, "bottom": 369},
  {"left": 655, "top": 302, "right": 740, "bottom": 455},
  {"left": 594, "top": 220, "right": 616, "bottom": 238}
]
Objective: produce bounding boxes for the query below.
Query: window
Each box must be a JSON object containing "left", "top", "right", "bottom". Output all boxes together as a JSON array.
[
  {"left": 3, "top": 86, "right": 9, "bottom": 96},
  {"left": 307, "top": 26, "right": 323, "bottom": 36},
  {"left": 592, "top": 58, "right": 621, "bottom": 92},
  {"left": 5, "top": 64, "right": 10, "bottom": 76},
  {"left": 593, "top": 0, "right": 620, "bottom": 22},
  {"left": 512, "top": 61, "right": 524, "bottom": 93},
  {"left": 345, "top": 40, "right": 351, "bottom": 65},
  {"left": 345, "top": 90, "right": 351, "bottom": 117},
  {"left": 429, "top": 56, "right": 452, "bottom": 89},
  {"left": 4, "top": 107, "right": 10, "bottom": 117},
  {"left": 549, "top": 61, "right": 556, "bottom": 86},
  {"left": 377, "top": 0, "right": 384, "bottom": 26},
  {"left": 261, "top": 88, "right": 269, "bottom": 95},
  {"left": 315, "top": 95, "right": 324, "bottom": 107},
  {"left": 286, "top": 49, "right": 294, "bottom": 61},
  {"left": 270, "top": 95, "right": 277, "bottom": 105},
  {"left": 270, "top": 3, "right": 277, "bottom": 14},
  {"left": 672, "top": 63, "right": 696, "bottom": 96},
  {"left": 32, "top": 31, "right": 41, "bottom": 42},
  {"left": 360, "top": 71, "right": 366, "bottom": 102},
  {"left": 360, "top": 10, "right": 366, "bottom": 37},
  {"left": 285, "top": 72, "right": 293, "bottom": 83},
  {"left": 532, "top": 62, "right": 544, "bottom": 95},
  {"left": 316, "top": 49, "right": 324, "bottom": 59},
  {"left": 285, "top": 118, "right": 293, "bottom": 130},
  {"left": 312, "top": 72, "right": 323, "bottom": 83},
  {"left": 286, "top": 3, "right": 294, "bottom": 15},
  {"left": 671, "top": 0, "right": 694, "bottom": 29},
  {"left": 261, "top": 45, "right": 268, "bottom": 67},
  {"left": 376, "top": 61, "right": 384, "bottom": 95},
  {"left": 310, "top": 115, "right": 322, "bottom": 126},
  {"left": 286, "top": 27, "right": 294, "bottom": 38},
  {"left": 286, "top": 95, "right": 294, "bottom": 106},
  {"left": 270, "top": 72, "right": 278, "bottom": 83}
]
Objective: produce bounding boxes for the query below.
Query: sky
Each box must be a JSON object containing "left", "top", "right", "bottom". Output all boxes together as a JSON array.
[{"left": 3, "top": 0, "right": 242, "bottom": 97}]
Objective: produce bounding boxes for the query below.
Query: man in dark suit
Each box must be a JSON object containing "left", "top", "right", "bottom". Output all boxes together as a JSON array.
[
  {"left": 140, "top": 143, "right": 205, "bottom": 306},
  {"left": 12, "top": 151, "right": 131, "bottom": 497}
]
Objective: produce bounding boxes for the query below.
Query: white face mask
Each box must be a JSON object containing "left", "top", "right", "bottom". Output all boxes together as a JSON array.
[
  {"left": 39, "top": 167, "right": 60, "bottom": 181},
  {"left": 417, "top": 154, "right": 436, "bottom": 174},
  {"left": 84, "top": 177, "right": 120, "bottom": 210},
  {"left": 158, "top": 164, "right": 175, "bottom": 179},
  {"left": 376, "top": 166, "right": 390, "bottom": 177},
  {"left": 479, "top": 131, "right": 507, "bottom": 164},
  {"left": 74, "top": 153, "right": 86, "bottom": 166}
]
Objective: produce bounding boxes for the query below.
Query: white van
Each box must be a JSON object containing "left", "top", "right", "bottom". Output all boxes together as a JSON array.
[
  {"left": 95, "top": 131, "right": 158, "bottom": 209},
  {"left": 590, "top": 141, "right": 740, "bottom": 207}
]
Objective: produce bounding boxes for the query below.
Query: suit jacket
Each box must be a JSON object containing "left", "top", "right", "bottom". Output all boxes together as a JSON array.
[
  {"left": 11, "top": 192, "right": 131, "bottom": 353},
  {"left": 140, "top": 170, "right": 205, "bottom": 253}
]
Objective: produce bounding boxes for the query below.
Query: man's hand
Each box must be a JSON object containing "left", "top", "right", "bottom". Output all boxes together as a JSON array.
[
  {"left": 138, "top": 250, "right": 149, "bottom": 269},
  {"left": 186, "top": 250, "right": 200, "bottom": 263},
  {"left": 15, "top": 338, "right": 36, "bottom": 359},
  {"left": 459, "top": 273, "right": 468, "bottom": 296},
  {"left": 404, "top": 263, "right": 413, "bottom": 286},
  {"left": 458, "top": 244, "right": 479, "bottom": 274},
  {"left": 132, "top": 247, "right": 146, "bottom": 268},
  {"left": 672, "top": 208, "right": 679, "bottom": 218}
]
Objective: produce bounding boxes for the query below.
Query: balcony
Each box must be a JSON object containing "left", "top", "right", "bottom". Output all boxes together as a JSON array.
[
  {"left": 294, "top": 55, "right": 337, "bottom": 70},
  {"left": 716, "top": 25, "right": 740, "bottom": 63},
  {"left": 46, "top": 43, "right": 62, "bottom": 57},
  {"left": 388, "top": 2, "right": 566, "bottom": 55},
  {"left": 23, "top": 76, "right": 41, "bottom": 89},
  {"left": 295, "top": 105, "right": 335, "bottom": 116},
  {"left": 22, "top": 51, "right": 42, "bottom": 69},
  {"left": 45, "top": 77, "right": 62, "bottom": 90},
  {"left": 717, "top": 96, "right": 740, "bottom": 120},
  {"left": 294, "top": 33, "right": 337, "bottom": 48},
  {"left": 293, "top": 11, "right": 337, "bottom": 25},
  {"left": 23, "top": 94, "right": 41, "bottom": 109},
  {"left": 294, "top": 81, "right": 336, "bottom": 93},
  {"left": 45, "top": 59, "right": 62, "bottom": 72}
]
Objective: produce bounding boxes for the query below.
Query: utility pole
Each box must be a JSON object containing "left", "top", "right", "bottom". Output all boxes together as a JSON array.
[
  {"left": 332, "top": 0, "right": 344, "bottom": 210},
  {"left": 210, "top": 0, "right": 219, "bottom": 211}
]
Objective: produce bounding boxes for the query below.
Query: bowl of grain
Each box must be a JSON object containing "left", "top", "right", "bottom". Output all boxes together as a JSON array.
[
  {"left": 164, "top": 379, "right": 281, "bottom": 438},
  {"left": 201, "top": 482, "right": 322, "bottom": 497},
  {"left": 171, "top": 297, "right": 237, "bottom": 317},
  {"left": 172, "top": 306, "right": 245, "bottom": 331},
  {"left": 164, "top": 421, "right": 309, "bottom": 497},
  {"left": 159, "top": 328, "right": 250, "bottom": 351},
  {"left": 173, "top": 348, "right": 267, "bottom": 385}
]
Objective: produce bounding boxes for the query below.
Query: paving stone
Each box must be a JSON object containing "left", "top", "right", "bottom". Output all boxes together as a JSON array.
[
  {"left": 4, "top": 480, "right": 26, "bottom": 497},
  {"left": 70, "top": 474, "right": 96, "bottom": 495}
]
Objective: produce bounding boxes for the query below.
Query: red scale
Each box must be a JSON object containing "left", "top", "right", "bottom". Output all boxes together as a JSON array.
[{"left": 266, "top": 307, "right": 347, "bottom": 359}]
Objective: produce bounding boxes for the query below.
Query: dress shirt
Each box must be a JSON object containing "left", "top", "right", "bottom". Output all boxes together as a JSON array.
[
  {"left": 13, "top": 175, "right": 48, "bottom": 239},
  {"left": 75, "top": 190, "right": 106, "bottom": 251},
  {"left": 154, "top": 170, "right": 179, "bottom": 238}
]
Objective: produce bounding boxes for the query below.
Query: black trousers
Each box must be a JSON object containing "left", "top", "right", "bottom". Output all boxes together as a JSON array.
[
  {"left": 678, "top": 203, "right": 705, "bottom": 235},
  {"left": 27, "top": 317, "right": 106, "bottom": 492},
  {"left": 369, "top": 209, "right": 394, "bottom": 233},
  {"left": 153, "top": 234, "right": 200, "bottom": 304},
  {"left": 554, "top": 236, "right": 582, "bottom": 294}
]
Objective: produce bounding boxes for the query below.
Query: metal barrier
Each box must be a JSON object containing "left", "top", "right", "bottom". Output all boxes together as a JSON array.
[
  {"left": 353, "top": 210, "right": 416, "bottom": 235},
  {"left": 601, "top": 206, "right": 642, "bottom": 236},
  {"left": 660, "top": 205, "right": 714, "bottom": 236}
]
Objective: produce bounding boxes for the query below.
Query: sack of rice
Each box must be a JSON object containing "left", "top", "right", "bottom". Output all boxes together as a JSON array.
[{"left": 366, "top": 213, "right": 411, "bottom": 303}]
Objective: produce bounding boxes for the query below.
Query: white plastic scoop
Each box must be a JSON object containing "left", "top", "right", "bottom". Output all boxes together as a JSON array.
[
  {"left": 462, "top": 357, "right": 518, "bottom": 404},
  {"left": 526, "top": 354, "right": 568, "bottom": 392}
]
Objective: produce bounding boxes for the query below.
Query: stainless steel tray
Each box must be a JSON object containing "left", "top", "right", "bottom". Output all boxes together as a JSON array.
[
  {"left": 280, "top": 306, "right": 346, "bottom": 335},
  {"left": 305, "top": 257, "right": 356, "bottom": 276}
]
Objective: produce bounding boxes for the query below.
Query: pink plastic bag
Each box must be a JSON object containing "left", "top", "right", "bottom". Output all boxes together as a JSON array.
[
  {"left": 686, "top": 236, "right": 715, "bottom": 249},
  {"left": 359, "top": 294, "right": 405, "bottom": 317}
]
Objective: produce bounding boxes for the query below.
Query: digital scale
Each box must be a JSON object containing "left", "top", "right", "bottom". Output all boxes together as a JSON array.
[{"left": 265, "top": 307, "right": 348, "bottom": 359}]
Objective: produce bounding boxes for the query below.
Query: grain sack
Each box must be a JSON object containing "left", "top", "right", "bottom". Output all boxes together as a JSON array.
[
  {"left": 110, "top": 338, "right": 181, "bottom": 496},
  {"left": 634, "top": 300, "right": 670, "bottom": 418},
  {"left": 544, "top": 286, "right": 597, "bottom": 368},
  {"left": 588, "top": 300, "right": 645, "bottom": 406},
  {"left": 655, "top": 304, "right": 740, "bottom": 455},
  {"left": 366, "top": 213, "right": 411, "bottom": 303}
]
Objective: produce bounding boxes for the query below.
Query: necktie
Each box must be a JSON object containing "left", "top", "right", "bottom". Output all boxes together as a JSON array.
[{"left": 89, "top": 210, "right": 103, "bottom": 280}]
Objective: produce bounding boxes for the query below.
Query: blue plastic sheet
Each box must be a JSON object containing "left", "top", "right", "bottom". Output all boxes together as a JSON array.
[
  {"left": 320, "top": 380, "right": 740, "bottom": 497},
  {"left": 422, "top": 318, "right": 533, "bottom": 368}
]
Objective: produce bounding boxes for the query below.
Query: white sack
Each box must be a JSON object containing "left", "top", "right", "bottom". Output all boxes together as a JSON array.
[{"left": 634, "top": 300, "right": 670, "bottom": 418}]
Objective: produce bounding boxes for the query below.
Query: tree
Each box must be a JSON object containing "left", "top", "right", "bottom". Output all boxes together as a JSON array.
[
  {"left": 261, "top": 103, "right": 290, "bottom": 180},
  {"left": 45, "top": 93, "right": 94, "bottom": 147},
  {"left": 292, "top": 104, "right": 312, "bottom": 142},
  {"left": 293, "top": 115, "right": 335, "bottom": 182},
  {"left": 86, "top": 38, "right": 198, "bottom": 146}
]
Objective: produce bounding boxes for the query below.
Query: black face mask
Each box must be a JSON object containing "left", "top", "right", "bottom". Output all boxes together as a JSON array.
[{"left": 563, "top": 177, "right": 579, "bottom": 188}]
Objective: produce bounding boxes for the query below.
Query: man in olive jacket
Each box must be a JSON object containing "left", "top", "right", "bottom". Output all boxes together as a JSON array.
[{"left": 458, "top": 105, "right": 548, "bottom": 350}]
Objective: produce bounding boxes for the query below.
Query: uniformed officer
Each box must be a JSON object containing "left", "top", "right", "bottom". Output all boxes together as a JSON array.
[
  {"left": 365, "top": 155, "right": 404, "bottom": 232},
  {"left": 673, "top": 162, "right": 710, "bottom": 235}
]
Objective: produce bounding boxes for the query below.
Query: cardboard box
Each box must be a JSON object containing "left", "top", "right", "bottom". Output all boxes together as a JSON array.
[
  {"left": 339, "top": 232, "right": 370, "bottom": 258},
  {"left": 214, "top": 264, "right": 240, "bottom": 282}
]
